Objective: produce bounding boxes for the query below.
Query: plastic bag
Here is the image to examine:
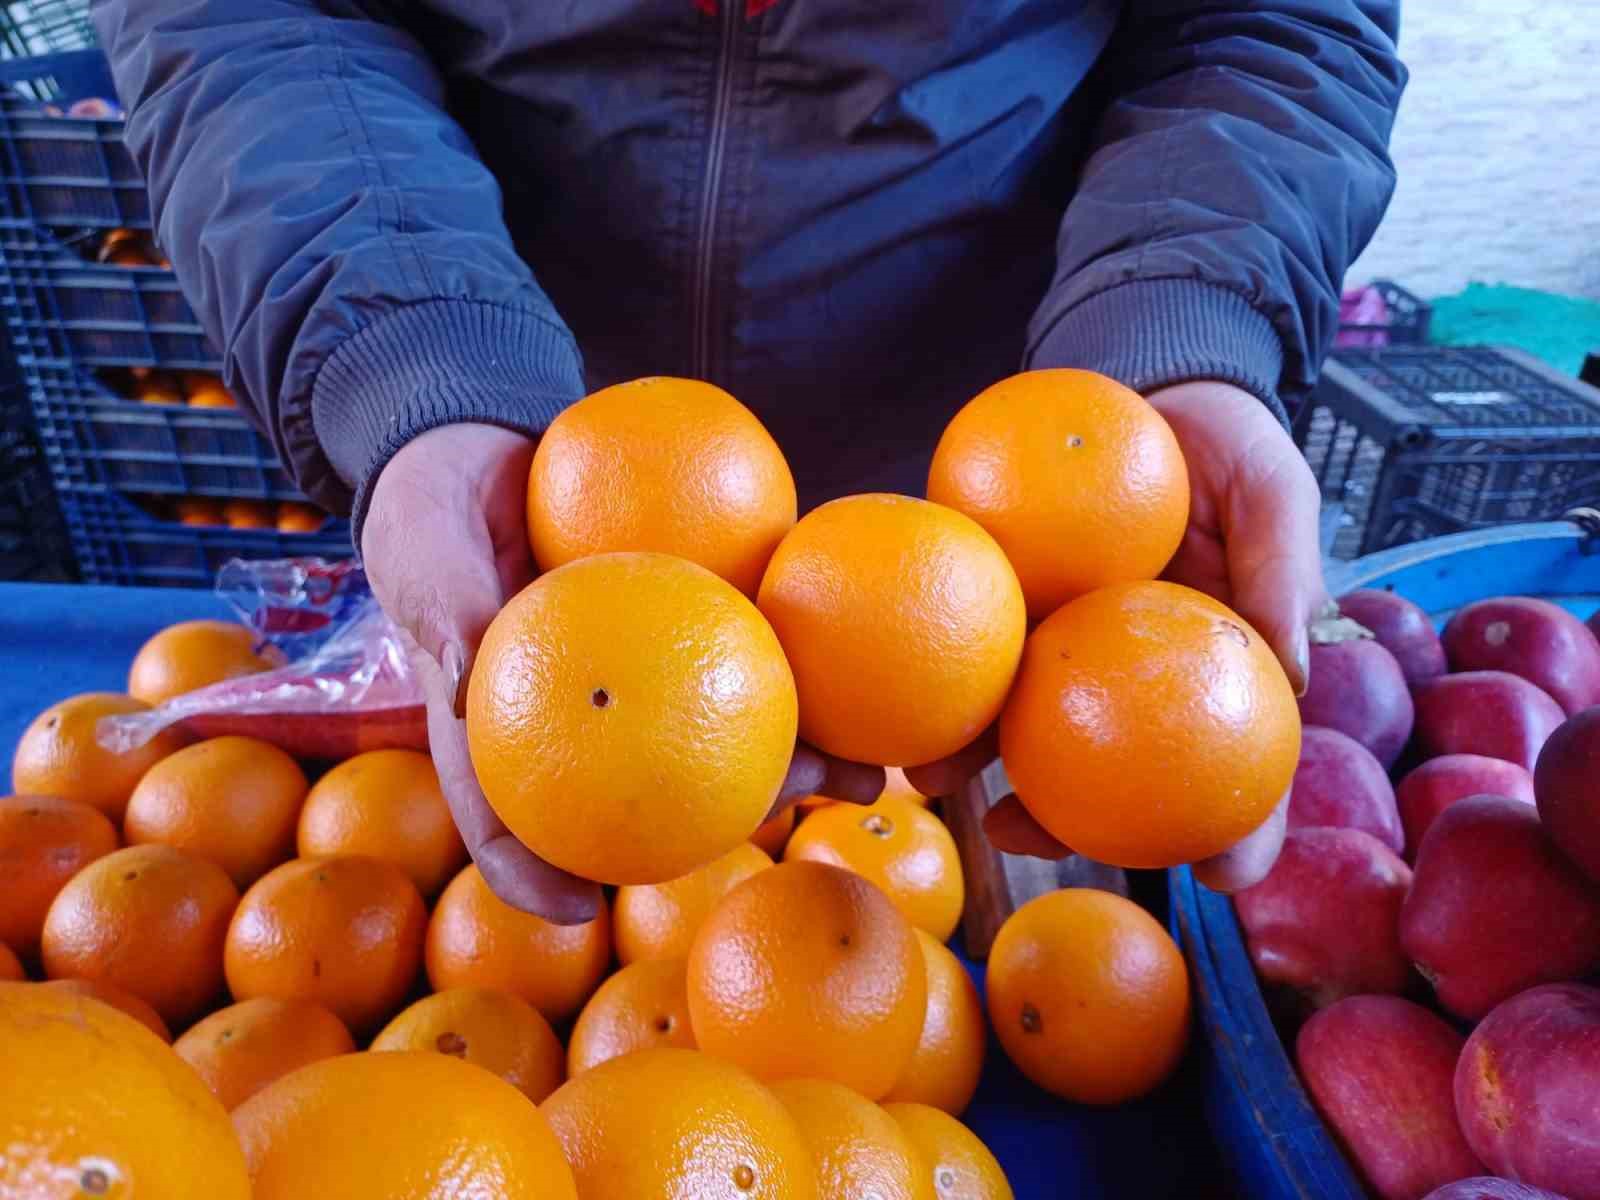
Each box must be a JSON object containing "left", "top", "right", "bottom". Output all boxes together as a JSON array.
[{"left": 100, "top": 558, "right": 427, "bottom": 760}]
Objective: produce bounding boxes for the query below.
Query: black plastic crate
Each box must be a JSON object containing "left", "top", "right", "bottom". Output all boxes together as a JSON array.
[
  {"left": 0, "top": 377, "right": 72, "bottom": 578},
  {"left": 1296, "top": 345, "right": 1600, "bottom": 559},
  {"left": 1335, "top": 279, "right": 1432, "bottom": 347},
  {"left": 28, "top": 364, "right": 302, "bottom": 498},
  {"left": 58, "top": 487, "right": 350, "bottom": 588}
]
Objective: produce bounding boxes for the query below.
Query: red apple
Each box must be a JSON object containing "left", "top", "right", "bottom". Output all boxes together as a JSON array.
[
  {"left": 1296, "top": 995, "right": 1483, "bottom": 1199},
  {"left": 1288, "top": 725, "right": 1403, "bottom": 852},
  {"left": 1339, "top": 589, "right": 1447, "bottom": 686},
  {"left": 1396, "top": 754, "right": 1536, "bottom": 860},
  {"left": 1399, "top": 795, "right": 1600, "bottom": 1020},
  {"left": 1444, "top": 597, "right": 1600, "bottom": 716},
  {"left": 1235, "top": 827, "right": 1412, "bottom": 1006},
  {"left": 1535, "top": 707, "right": 1600, "bottom": 883},
  {"left": 1300, "top": 618, "right": 1415, "bottom": 768},
  {"left": 1455, "top": 982, "right": 1600, "bottom": 1200},
  {"left": 1412, "top": 672, "right": 1565, "bottom": 773}
]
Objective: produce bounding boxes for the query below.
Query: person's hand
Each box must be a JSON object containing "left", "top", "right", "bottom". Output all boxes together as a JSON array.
[
  {"left": 362, "top": 424, "right": 883, "bottom": 923},
  {"left": 941, "top": 382, "right": 1326, "bottom": 891}
]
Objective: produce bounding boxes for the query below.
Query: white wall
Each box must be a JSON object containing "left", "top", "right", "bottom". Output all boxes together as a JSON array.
[{"left": 1348, "top": 0, "right": 1600, "bottom": 300}]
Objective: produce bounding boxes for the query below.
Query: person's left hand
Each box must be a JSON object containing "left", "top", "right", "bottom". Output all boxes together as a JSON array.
[{"left": 910, "top": 380, "right": 1326, "bottom": 892}]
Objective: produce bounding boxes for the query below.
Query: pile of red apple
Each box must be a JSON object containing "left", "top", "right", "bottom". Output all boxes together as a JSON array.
[{"left": 1234, "top": 591, "right": 1600, "bottom": 1200}]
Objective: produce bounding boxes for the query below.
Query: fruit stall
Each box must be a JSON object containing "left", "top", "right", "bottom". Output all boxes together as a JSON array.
[{"left": 4, "top": 31, "right": 1600, "bottom": 1200}]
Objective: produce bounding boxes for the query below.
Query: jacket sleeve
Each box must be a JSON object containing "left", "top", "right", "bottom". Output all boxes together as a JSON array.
[
  {"left": 90, "top": 0, "right": 585, "bottom": 524},
  {"left": 1026, "top": 1, "right": 1406, "bottom": 420}
]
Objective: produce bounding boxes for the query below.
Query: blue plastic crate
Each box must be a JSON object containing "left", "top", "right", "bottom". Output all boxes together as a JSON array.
[
  {"left": 57, "top": 487, "right": 350, "bottom": 588},
  {"left": 1172, "top": 519, "right": 1600, "bottom": 1199},
  {"left": 0, "top": 230, "right": 214, "bottom": 366},
  {"left": 28, "top": 364, "right": 301, "bottom": 499}
]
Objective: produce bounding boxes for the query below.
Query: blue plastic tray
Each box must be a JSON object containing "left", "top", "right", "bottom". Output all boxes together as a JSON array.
[{"left": 1172, "top": 520, "right": 1600, "bottom": 1198}]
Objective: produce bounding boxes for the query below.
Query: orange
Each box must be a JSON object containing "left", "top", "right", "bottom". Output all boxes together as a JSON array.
[
  {"left": 568, "top": 958, "right": 697, "bottom": 1076},
  {"left": 296, "top": 749, "right": 465, "bottom": 898},
  {"left": 176, "top": 497, "right": 225, "bottom": 527},
  {"left": 882, "top": 766, "right": 932, "bottom": 809},
  {"left": 12, "top": 692, "right": 187, "bottom": 822},
  {"left": 425, "top": 863, "right": 611, "bottom": 1023},
  {"left": 687, "top": 860, "right": 927, "bottom": 1099},
  {"left": 128, "top": 618, "right": 276, "bottom": 705},
  {"left": 772, "top": 1078, "right": 934, "bottom": 1200},
  {"left": 884, "top": 1103, "right": 1014, "bottom": 1200},
  {"left": 614, "top": 841, "right": 773, "bottom": 964},
  {"left": 785, "top": 796, "right": 964, "bottom": 941},
  {"left": 0, "top": 981, "right": 250, "bottom": 1199},
  {"left": 928, "top": 369, "right": 1189, "bottom": 621},
  {"left": 38, "top": 978, "right": 172, "bottom": 1041},
  {"left": 985, "top": 888, "right": 1190, "bottom": 1105},
  {"left": 527, "top": 376, "right": 796, "bottom": 597},
  {"left": 187, "top": 386, "right": 237, "bottom": 409},
  {"left": 0, "top": 940, "right": 20, "bottom": 980},
  {"left": 751, "top": 806, "right": 797, "bottom": 857},
  {"left": 134, "top": 371, "right": 184, "bottom": 405},
  {"left": 41, "top": 843, "right": 237, "bottom": 1027},
  {"left": 233, "top": 1050, "right": 577, "bottom": 1200},
  {"left": 467, "top": 552, "right": 797, "bottom": 885},
  {"left": 175, "top": 997, "right": 354, "bottom": 1111},
  {"left": 757, "top": 494, "right": 1025, "bottom": 768},
  {"left": 543, "top": 1047, "right": 815, "bottom": 1200},
  {"left": 883, "top": 930, "right": 986, "bottom": 1115},
  {"left": 372, "top": 987, "right": 564, "bottom": 1104},
  {"left": 225, "top": 855, "right": 426, "bottom": 1035},
  {"left": 125, "top": 736, "right": 307, "bottom": 888},
  {"left": 999, "top": 580, "right": 1300, "bottom": 868},
  {"left": 275, "top": 501, "right": 325, "bottom": 533},
  {"left": 0, "top": 794, "right": 119, "bottom": 961},
  {"left": 223, "top": 500, "right": 274, "bottom": 530}
]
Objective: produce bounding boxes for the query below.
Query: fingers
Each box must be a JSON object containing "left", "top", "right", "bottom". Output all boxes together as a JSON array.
[
  {"left": 1191, "top": 790, "right": 1289, "bottom": 894},
  {"left": 1223, "top": 441, "right": 1329, "bottom": 697},
  {"left": 767, "top": 744, "right": 884, "bottom": 819},
  {"left": 411, "top": 638, "right": 601, "bottom": 924},
  {"left": 903, "top": 724, "right": 999, "bottom": 797},
  {"left": 982, "top": 793, "right": 1072, "bottom": 859}
]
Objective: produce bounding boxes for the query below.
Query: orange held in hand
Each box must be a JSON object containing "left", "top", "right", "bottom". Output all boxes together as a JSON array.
[
  {"left": 468, "top": 552, "right": 797, "bottom": 885},
  {"left": 985, "top": 888, "right": 1190, "bottom": 1106},
  {"left": 687, "top": 860, "right": 927, "bottom": 1100},
  {"left": 233, "top": 1050, "right": 577, "bottom": 1200},
  {"left": 758, "top": 494, "right": 1025, "bottom": 768},
  {"left": 568, "top": 957, "right": 698, "bottom": 1076},
  {"left": 425, "top": 864, "right": 611, "bottom": 1023},
  {"left": 41, "top": 843, "right": 238, "bottom": 1028},
  {"left": 12, "top": 692, "right": 187, "bottom": 822},
  {"left": 543, "top": 1048, "right": 816, "bottom": 1200},
  {"left": 929, "top": 369, "right": 1190, "bottom": 621},
  {"left": 128, "top": 619, "right": 277, "bottom": 706},
  {"left": 124, "top": 735, "right": 307, "bottom": 888},
  {"left": 0, "top": 794, "right": 119, "bottom": 962},
  {"left": 784, "top": 795, "right": 964, "bottom": 942},
  {"left": 0, "top": 981, "right": 251, "bottom": 1200},
  {"left": 175, "top": 997, "right": 355, "bottom": 1111},
  {"left": 372, "top": 987, "right": 565, "bottom": 1104},
  {"left": 883, "top": 929, "right": 987, "bottom": 1116},
  {"left": 772, "top": 1078, "right": 935, "bottom": 1200},
  {"left": 527, "top": 376, "right": 796, "bottom": 597},
  {"left": 614, "top": 841, "right": 772, "bottom": 964},
  {"left": 1000, "top": 580, "right": 1300, "bottom": 868},
  {"left": 225, "top": 855, "right": 426, "bottom": 1036},
  {"left": 296, "top": 749, "right": 466, "bottom": 898}
]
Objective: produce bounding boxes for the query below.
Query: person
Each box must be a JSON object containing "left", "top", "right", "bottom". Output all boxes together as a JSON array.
[{"left": 93, "top": 1, "right": 1405, "bottom": 922}]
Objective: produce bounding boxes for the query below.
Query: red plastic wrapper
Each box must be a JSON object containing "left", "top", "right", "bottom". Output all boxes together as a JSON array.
[{"left": 99, "top": 558, "right": 427, "bottom": 760}]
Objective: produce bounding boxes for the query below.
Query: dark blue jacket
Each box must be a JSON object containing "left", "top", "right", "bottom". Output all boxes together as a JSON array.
[{"left": 92, "top": 0, "right": 1404, "bottom": 524}]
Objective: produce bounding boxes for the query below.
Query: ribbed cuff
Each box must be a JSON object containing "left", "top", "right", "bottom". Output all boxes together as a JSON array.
[
  {"left": 311, "top": 299, "right": 585, "bottom": 541},
  {"left": 1026, "top": 278, "right": 1289, "bottom": 425}
]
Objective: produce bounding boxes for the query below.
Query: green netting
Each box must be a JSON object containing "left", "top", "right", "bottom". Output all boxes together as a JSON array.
[{"left": 1428, "top": 283, "right": 1600, "bottom": 377}]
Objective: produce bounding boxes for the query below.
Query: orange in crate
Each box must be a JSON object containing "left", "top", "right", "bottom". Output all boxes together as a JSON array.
[
  {"left": 883, "top": 929, "right": 987, "bottom": 1116},
  {"left": 276, "top": 501, "right": 326, "bottom": 533},
  {"left": 37, "top": 977, "right": 173, "bottom": 1042},
  {"left": 885, "top": 1103, "right": 1015, "bottom": 1200},
  {"left": 568, "top": 957, "right": 697, "bottom": 1076},
  {"left": 134, "top": 371, "right": 185, "bottom": 406},
  {"left": 613, "top": 841, "right": 772, "bottom": 965},
  {"left": 0, "top": 793, "right": 119, "bottom": 962},
  {"left": 772, "top": 1078, "right": 934, "bottom": 1200},
  {"left": 128, "top": 618, "right": 277, "bottom": 706},
  {"left": 176, "top": 497, "right": 226, "bottom": 527},
  {"left": 373, "top": 987, "right": 565, "bottom": 1104},
  {"left": 12, "top": 693, "right": 187, "bottom": 822},
  {"left": 174, "top": 997, "right": 354, "bottom": 1111},
  {"left": 223, "top": 500, "right": 275, "bottom": 530}
]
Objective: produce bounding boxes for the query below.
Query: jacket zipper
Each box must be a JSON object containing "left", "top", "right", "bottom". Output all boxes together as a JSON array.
[{"left": 692, "top": 0, "right": 739, "bottom": 382}]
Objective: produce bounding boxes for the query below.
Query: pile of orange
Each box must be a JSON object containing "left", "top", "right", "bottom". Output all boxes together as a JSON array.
[{"left": 0, "top": 368, "right": 1301, "bottom": 1195}]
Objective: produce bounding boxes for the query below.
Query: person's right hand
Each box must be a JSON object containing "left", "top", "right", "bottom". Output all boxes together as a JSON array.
[{"left": 362, "top": 423, "right": 883, "bottom": 925}]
